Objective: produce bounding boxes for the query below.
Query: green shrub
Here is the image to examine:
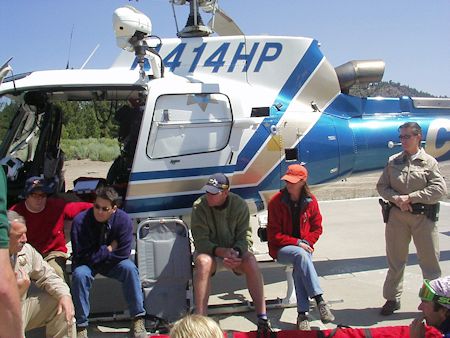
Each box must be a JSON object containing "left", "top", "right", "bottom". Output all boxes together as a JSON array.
[{"left": 61, "top": 138, "right": 120, "bottom": 162}]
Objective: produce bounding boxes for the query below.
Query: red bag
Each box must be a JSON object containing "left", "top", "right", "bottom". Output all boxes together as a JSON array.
[
  {"left": 228, "top": 325, "right": 442, "bottom": 338},
  {"left": 150, "top": 325, "right": 442, "bottom": 337}
]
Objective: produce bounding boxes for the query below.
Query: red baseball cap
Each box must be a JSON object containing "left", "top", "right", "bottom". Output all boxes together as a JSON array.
[{"left": 281, "top": 164, "right": 308, "bottom": 183}]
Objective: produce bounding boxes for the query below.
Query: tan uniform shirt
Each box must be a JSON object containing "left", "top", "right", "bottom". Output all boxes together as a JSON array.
[
  {"left": 377, "top": 148, "right": 447, "bottom": 205},
  {"left": 12, "top": 243, "right": 70, "bottom": 302}
]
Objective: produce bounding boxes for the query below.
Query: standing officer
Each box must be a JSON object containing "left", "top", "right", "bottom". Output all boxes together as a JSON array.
[{"left": 377, "top": 121, "right": 447, "bottom": 315}]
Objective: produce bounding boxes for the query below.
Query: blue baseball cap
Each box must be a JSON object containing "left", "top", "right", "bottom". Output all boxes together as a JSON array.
[
  {"left": 23, "top": 176, "right": 54, "bottom": 196},
  {"left": 202, "top": 173, "right": 229, "bottom": 194}
]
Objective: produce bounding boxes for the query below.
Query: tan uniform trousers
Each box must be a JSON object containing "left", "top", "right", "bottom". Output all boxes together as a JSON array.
[
  {"left": 383, "top": 206, "right": 441, "bottom": 300},
  {"left": 22, "top": 289, "right": 75, "bottom": 338},
  {"left": 44, "top": 251, "right": 70, "bottom": 287}
]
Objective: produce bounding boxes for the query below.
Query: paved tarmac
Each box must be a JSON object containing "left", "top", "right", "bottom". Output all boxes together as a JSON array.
[
  {"left": 209, "top": 198, "right": 450, "bottom": 333},
  {"left": 31, "top": 198, "right": 450, "bottom": 337}
]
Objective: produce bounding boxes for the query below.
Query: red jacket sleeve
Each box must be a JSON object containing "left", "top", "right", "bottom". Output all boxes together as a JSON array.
[{"left": 64, "top": 202, "right": 93, "bottom": 219}]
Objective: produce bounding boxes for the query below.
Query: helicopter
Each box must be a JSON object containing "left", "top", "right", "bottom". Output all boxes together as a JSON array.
[{"left": 0, "top": 0, "right": 449, "bottom": 220}]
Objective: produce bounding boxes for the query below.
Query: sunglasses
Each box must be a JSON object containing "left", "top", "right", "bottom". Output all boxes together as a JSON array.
[
  {"left": 94, "top": 203, "right": 112, "bottom": 212},
  {"left": 419, "top": 279, "right": 450, "bottom": 305},
  {"left": 399, "top": 134, "right": 415, "bottom": 140}
]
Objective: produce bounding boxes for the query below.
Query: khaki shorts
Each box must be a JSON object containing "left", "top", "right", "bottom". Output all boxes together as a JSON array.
[{"left": 193, "top": 252, "right": 242, "bottom": 276}]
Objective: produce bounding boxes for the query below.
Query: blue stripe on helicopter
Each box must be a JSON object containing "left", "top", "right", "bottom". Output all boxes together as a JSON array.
[
  {"left": 125, "top": 193, "right": 203, "bottom": 214},
  {"left": 129, "top": 40, "right": 324, "bottom": 182},
  {"left": 125, "top": 164, "right": 289, "bottom": 214},
  {"left": 130, "top": 166, "right": 235, "bottom": 181},
  {"left": 235, "top": 40, "right": 323, "bottom": 171},
  {"left": 124, "top": 189, "right": 264, "bottom": 214}
]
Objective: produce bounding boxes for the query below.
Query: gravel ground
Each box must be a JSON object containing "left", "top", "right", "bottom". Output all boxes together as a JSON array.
[{"left": 63, "top": 160, "right": 450, "bottom": 201}]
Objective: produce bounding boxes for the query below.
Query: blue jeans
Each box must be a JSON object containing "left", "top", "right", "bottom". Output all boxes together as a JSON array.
[
  {"left": 277, "top": 245, "right": 323, "bottom": 312},
  {"left": 72, "top": 259, "right": 146, "bottom": 327}
]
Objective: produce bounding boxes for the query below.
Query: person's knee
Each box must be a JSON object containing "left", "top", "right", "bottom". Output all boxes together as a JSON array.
[
  {"left": 240, "top": 252, "right": 261, "bottom": 273},
  {"left": 118, "top": 259, "right": 138, "bottom": 274},
  {"left": 194, "top": 254, "right": 215, "bottom": 275},
  {"left": 72, "top": 266, "right": 92, "bottom": 282},
  {"left": 291, "top": 249, "right": 310, "bottom": 265}
]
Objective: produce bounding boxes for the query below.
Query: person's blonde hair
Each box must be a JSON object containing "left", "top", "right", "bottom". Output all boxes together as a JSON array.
[{"left": 170, "top": 314, "right": 223, "bottom": 338}]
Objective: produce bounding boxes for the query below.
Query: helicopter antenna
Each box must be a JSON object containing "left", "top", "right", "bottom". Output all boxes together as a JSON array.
[
  {"left": 66, "top": 25, "right": 74, "bottom": 69},
  {"left": 80, "top": 44, "right": 100, "bottom": 70},
  {"left": 171, "top": 1, "right": 180, "bottom": 34}
]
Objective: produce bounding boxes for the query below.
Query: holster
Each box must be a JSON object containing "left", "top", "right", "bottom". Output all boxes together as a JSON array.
[{"left": 378, "top": 199, "right": 392, "bottom": 223}]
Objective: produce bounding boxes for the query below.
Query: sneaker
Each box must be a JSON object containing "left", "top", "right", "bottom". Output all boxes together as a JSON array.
[
  {"left": 296, "top": 314, "right": 311, "bottom": 330},
  {"left": 76, "top": 327, "right": 88, "bottom": 338},
  {"left": 380, "top": 300, "right": 400, "bottom": 316},
  {"left": 131, "top": 317, "right": 147, "bottom": 338},
  {"left": 318, "top": 301, "right": 335, "bottom": 323},
  {"left": 257, "top": 317, "right": 273, "bottom": 333}
]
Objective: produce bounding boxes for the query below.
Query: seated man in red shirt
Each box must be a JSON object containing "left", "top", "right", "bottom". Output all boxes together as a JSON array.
[{"left": 10, "top": 176, "right": 92, "bottom": 283}]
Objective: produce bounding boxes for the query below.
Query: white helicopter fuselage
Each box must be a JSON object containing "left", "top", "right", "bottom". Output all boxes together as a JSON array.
[
  {"left": 117, "top": 35, "right": 341, "bottom": 217},
  {"left": 1, "top": 33, "right": 449, "bottom": 219}
]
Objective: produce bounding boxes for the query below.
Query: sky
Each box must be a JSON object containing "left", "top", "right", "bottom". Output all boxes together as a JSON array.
[{"left": 1, "top": 0, "right": 449, "bottom": 97}]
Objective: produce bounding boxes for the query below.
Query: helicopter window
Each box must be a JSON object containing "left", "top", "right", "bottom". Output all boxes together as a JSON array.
[{"left": 147, "top": 93, "right": 232, "bottom": 159}]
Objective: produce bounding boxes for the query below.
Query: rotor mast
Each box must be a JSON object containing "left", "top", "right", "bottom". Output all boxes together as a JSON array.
[{"left": 177, "top": 0, "right": 213, "bottom": 38}]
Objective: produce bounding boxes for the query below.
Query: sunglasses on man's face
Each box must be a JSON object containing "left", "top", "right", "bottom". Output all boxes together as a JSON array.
[
  {"left": 94, "top": 203, "right": 112, "bottom": 212},
  {"left": 398, "top": 134, "right": 416, "bottom": 140},
  {"left": 419, "top": 279, "right": 450, "bottom": 305}
]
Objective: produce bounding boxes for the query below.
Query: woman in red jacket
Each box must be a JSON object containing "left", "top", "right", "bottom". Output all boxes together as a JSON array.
[{"left": 267, "top": 164, "right": 334, "bottom": 330}]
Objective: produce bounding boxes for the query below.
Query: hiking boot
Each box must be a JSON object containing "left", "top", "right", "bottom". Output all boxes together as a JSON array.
[
  {"left": 130, "top": 316, "right": 147, "bottom": 338},
  {"left": 380, "top": 300, "right": 400, "bottom": 316},
  {"left": 76, "top": 327, "right": 88, "bottom": 338},
  {"left": 318, "top": 301, "right": 335, "bottom": 323},
  {"left": 257, "top": 317, "right": 273, "bottom": 333},
  {"left": 296, "top": 314, "right": 311, "bottom": 330}
]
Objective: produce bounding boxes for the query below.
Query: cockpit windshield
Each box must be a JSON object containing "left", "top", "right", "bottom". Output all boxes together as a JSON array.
[{"left": 0, "top": 86, "right": 147, "bottom": 206}]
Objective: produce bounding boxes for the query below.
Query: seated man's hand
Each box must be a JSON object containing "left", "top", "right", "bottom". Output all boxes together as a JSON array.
[
  {"left": 107, "top": 240, "right": 119, "bottom": 252},
  {"left": 223, "top": 256, "right": 242, "bottom": 270},
  {"left": 299, "top": 242, "right": 313, "bottom": 253},
  {"left": 57, "top": 295, "right": 75, "bottom": 324},
  {"left": 16, "top": 267, "right": 31, "bottom": 297},
  {"left": 409, "top": 315, "right": 425, "bottom": 338},
  {"left": 216, "top": 247, "right": 239, "bottom": 259},
  {"left": 215, "top": 247, "right": 242, "bottom": 269}
]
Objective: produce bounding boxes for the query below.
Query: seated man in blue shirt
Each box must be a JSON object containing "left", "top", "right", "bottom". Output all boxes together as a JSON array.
[{"left": 70, "top": 186, "right": 146, "bottom": 338}]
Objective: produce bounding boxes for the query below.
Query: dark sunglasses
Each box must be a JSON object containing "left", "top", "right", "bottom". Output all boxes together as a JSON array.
[
  {"left": 94, "top": 203, "right": 112, "bottom": 212},
  {"left": 399, "top": 134, "right": 415, "bottom": 140}
]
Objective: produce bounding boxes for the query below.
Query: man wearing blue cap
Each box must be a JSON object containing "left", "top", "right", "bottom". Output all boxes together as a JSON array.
[
  {"left": 190, "top": 173, "right": 270, "bottom": 332},
  {"left": 10, "top": 176, "right": 92, "bottom": 282}
]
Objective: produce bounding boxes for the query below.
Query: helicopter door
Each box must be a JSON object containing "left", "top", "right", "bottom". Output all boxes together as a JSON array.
[
  {"left": 127, "top": 90, "right": 233, "bottom": 214},
  {"left": 146, "top": 93, "right": 232, "bottom": 160}
]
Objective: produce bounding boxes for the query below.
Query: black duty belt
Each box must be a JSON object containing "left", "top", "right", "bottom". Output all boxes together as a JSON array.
[
  {"left": 410, "top": 203, "right": 440, "bottom": 221},
  {"left": 380, "top": 200, "right": 440, "bottom": 222},
  {"left": 411, "top": 203, "right": 438, "bottom": 214}
]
